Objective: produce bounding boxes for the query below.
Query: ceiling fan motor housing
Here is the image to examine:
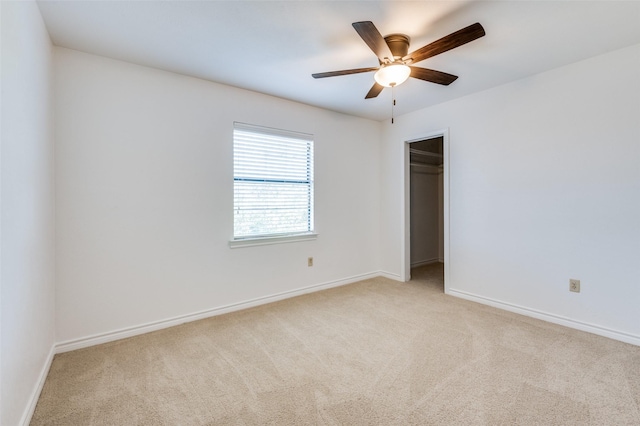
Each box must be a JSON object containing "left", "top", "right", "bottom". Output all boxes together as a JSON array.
[{"left": 384, "top": 34, "right": 410, "bottom": 61}]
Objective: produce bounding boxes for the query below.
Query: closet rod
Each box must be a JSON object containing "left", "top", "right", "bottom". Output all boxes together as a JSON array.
[
  {"left": 410, "top": 163, "right": 442, "bottom": 174},
  {"left": 409, "top": 148, "right": 442, "bottom": 159}
]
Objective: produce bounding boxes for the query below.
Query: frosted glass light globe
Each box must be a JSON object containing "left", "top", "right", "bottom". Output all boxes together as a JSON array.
[{"left": 374, "top": 63, "right": 411, "bottom": 87}]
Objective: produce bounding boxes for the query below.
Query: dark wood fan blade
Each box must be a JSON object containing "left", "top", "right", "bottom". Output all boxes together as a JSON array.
[
  {"left": 410, "top": 67, "right": 458, "bottom": 85},
  {"left": 352, "top": 21, "right": 394, "bottom": 62},
  {"left": 403, "top": 22, "right": 485, "bottom": 64},
  {"left": 365, "top": 83, "right": 384, "bottom": 99},
  {"left": 312, "top": 67, "right": 379, "bottom": 79}
]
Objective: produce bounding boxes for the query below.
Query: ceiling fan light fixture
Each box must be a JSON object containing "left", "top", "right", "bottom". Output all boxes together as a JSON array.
[{"left": 374, "top": 63, "right": 411, "bottom": 88}]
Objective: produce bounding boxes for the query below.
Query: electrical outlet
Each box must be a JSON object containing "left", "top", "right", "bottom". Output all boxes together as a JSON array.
[
  {"left": 570, "top": 279, "right": 580, "bottom": 293},
  {"left": 308, "top": 257, "right": 313, "bottom": 267}
]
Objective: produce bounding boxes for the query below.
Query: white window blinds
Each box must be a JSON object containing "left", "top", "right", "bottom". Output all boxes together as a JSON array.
[{"left": 233, "top": 122, "right": 314, "bottom": 239}]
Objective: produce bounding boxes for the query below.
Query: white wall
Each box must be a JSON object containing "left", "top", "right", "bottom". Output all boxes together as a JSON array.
[
  {"left": 409, "top": 167, "right": 439, "bottom": 266},
  {"left": 54, "top": 48, "right": 381, "bottom": 345},
  {"left": 1, "top": 1, "right": 56, "bottom": 425},
  {"left": 381, "top": 43, "right": 640, "bottom": 344}
]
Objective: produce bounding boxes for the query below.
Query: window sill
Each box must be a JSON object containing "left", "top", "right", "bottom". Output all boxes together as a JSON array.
[{"left": 229, "top": 233, "right": 318, "bottom": 249}]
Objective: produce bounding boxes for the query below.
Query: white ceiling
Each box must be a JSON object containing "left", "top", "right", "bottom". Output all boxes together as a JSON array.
[{"left": 37, "top": 1, "right": 640, "bottom": 121}]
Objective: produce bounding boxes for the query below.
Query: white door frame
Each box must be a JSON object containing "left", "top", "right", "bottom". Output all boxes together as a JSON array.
[{"left": 401, "top": 128, "right": 450, "bottom": 293}]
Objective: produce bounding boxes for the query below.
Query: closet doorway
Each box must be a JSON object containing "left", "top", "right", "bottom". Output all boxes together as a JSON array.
[{"left": 403, "top": 130, "right": 449, "bottom": 292}]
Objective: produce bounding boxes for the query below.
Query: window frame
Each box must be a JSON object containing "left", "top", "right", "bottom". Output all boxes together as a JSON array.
[{"left": 229, "top": 122, "right": 317, "bottom": 248}]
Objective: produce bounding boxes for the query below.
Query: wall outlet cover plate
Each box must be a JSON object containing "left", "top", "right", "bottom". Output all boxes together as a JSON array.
[{"left": 570, "top": 279, "right": 580, "bottom": 293}]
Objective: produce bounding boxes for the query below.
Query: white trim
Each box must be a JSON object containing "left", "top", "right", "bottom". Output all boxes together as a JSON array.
[
  {"left": 442, "top": 131, "right": 450, "bottom": 294},
  {"left": 56, "top": 271, "right": 379, "bottom": 353},
  {"left": 402, "top": 129, "right": 450, "bottom": 287},
  {"left": 229, "top": 232, "right": 317, "bottom": 248},
  {"left": 49, "top": 268, "right": 638, "bottom": 366},
  {"left": 447, "top": 288, "right": 640, "bottom": 347},
  {"left": 410, "top": 258, "right": 441, "bottom": 268},
  {"left": 402, "top": 141, "right": 410, "bottom": 281},
  {"left": 378, "top": 271, "right": 403, "bottom": 281},
  {"left": 20, "top": 344, "right": 55, "bottom": 426}
]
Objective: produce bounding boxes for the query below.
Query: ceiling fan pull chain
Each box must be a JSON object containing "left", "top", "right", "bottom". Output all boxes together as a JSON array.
[{"left": 391, "top": 85, "right": 395, "bottom": 124}]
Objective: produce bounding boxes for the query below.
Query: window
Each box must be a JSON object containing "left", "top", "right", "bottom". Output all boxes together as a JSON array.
[{"left": 232, "top": 122, "right": 315, "bottom": 244}]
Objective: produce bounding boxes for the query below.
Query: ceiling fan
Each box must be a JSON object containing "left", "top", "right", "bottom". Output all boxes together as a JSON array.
[{"left": 312, "top": 21, "right": 486, "bottom": 99}]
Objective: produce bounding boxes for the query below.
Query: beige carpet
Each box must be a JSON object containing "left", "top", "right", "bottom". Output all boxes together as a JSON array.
[{"left": 32, "top": 263, "right": 640, "bottom": 425}]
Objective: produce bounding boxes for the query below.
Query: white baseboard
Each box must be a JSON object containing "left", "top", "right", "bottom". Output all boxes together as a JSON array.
[
  {"left": 56, "top": 271, "right": 381, "bottom": 353},
  {"left": 21, "top": 344, "right": 55, "bottom": 426},
  {"left": 447, "top": 288, "right": 640, "bottom": 347},
  {"left": 410, "top": 258, "right": 440, "bottom": 268},
  {"left": 378, "top": 270, "right": 403, "bottom": 281},
  {"left": 59, "top": 273, "right": 638, "bottom": 354}
]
